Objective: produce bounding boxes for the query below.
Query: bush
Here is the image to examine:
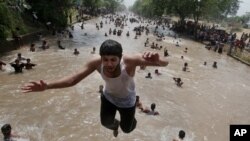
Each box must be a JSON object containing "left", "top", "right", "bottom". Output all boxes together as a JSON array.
[
  {"left": 0, "top": 25, "right": 8, "bottom": 39},
  {"left": 0, "top": 3, "right": 26, "bottom": 40}
]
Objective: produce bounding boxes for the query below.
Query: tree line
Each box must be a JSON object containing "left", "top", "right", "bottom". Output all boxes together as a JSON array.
[
  {"left": 0, "top": 0, "right": 125, "bottom": 40},
  {"left": 131, "top": 0, "right": 240, "bottom": 24}
]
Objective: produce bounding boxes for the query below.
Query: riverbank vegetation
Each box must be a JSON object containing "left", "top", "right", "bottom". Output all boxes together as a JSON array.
[
  {"left": 0, "top": 0, "right": 124, "bottom": 40},
  {"left": 0, "top": 1, "right": 27, "bottom": 39},
  {"left": 131, "top": 0, "right": 240, "bottom": 22}
]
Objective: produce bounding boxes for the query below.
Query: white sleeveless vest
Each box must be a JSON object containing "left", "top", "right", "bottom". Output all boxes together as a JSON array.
[{"left": 100, "top": 59, "right": 136, "bottom": 108}]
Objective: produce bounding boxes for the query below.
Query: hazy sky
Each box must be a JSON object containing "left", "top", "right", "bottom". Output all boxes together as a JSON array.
[
  {"left": 123, "top": 0, "right": 249, "bottom": 16},
  {"left": 237, "top": 0, "right": 250, "bottom": 16},
  {"left": 123, "top": 0, "right": 136, "bottom": 8}
]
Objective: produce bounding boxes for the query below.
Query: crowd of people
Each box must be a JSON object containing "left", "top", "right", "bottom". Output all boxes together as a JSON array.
[{"left": 172, "top": 20, "right": 250, "bottom": 54}]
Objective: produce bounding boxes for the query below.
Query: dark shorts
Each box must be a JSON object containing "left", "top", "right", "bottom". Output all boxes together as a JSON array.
[{"left": 100, "top": 94, "right": 137, "bottom": 133}]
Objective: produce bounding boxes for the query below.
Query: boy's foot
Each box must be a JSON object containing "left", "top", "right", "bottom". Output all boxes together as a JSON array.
[
  {"left": 113, "top": 129, "right": 118, "bottom": 137},
  {"left": 113, "top": 120, "right": 120, "bottom": 137}
]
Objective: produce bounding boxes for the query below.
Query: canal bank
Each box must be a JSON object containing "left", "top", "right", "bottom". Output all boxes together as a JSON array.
[{"left": 0, "top": 30, "right": 49, "bottom": 55}]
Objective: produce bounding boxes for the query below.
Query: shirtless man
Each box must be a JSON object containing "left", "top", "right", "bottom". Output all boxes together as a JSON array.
[
  {"left": 21, "top": 39, "right": 168, "bottom": 137},
  {"left": 73, "top": 49, "right": 80, "bottom": 55},
  {"left": 24, "top": 58, "right": 36, "bottom": 70},
  {"left": 142, "top": 103, "right": 159, "bottom": 115},
  {"left": 10, "top": 59, "right": 25, "bottom": 73},
  {"left": 145, "top": 72, "right": 152, "bottom": 79}
]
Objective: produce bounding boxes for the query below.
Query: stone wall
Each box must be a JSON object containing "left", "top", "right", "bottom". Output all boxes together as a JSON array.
[{"left": 0, "top": 30, "right": 49, "bottom": 55}]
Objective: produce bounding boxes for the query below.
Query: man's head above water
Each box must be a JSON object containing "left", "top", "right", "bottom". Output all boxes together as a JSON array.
[{"left": 99, "top": 40, "right": 123, "bottom": 73}]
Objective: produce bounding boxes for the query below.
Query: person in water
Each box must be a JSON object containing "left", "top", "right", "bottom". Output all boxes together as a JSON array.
[
  {"left": 164, "top": 48, "right": 169, "bottom": 57},
  {"left": 24, "top": 58, "right": 36, "bottom": 70},
  {"left": 1, "top": 124, "right": 20, "bottom": 141},
  {"left": 173, "top": 77, "right": 183, "bottom": 87},
  {"left": 15, "top": 53, "right": 26, "bottom": 62},
  {"left": 41, "top": 40, "right": 49, "bottom": 50},
  {"left": 135, "top": 95, "right": 143, "bottom": 111},
  {"left": 173, "top": 130, "right": 186, "bottom": 141},
  {"left": 21, "top": 39, "right": 168, "bottom": 137},
  {"left": 212, "top": 61, "right": 217, "bottom": 68},
  {"left": 10, "top": 59, "right": 25, "bottom": 73},
  {"left": 184, "top": 48, "right": 188, "bottom": 53},
  {"left": 145, "top": 72, "right": 152, "bottom": 79},
  {"left": 154, "top": 69, "right": 162, "bottom": 75},
  {"left": 182, "top": 62, "right": 189, "bottom": 72},
  {"left": 30, "top": 43, "right": 35, "bottom": 52},
  {"left": 142, "top": 103, "right": 159, "bottom": 115},
  {"left": 126, "top": 31, "right": 129, "bottom": 37},
  {"left": 91, "top": 47, "right": 96, "bottom": 54},
  {"left": 204, "top": 61, "right": 207, "bottom": 66},
  {"left": 73, "top": 48, "right": 80, "bottom": 55}
]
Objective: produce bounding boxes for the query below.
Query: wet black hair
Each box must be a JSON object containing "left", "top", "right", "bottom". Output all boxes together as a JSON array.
[
  {"left": 99, "top": 39, "right": 122, "bottom": 58},
  {"left": 178, "top": 130, "right": 185, "bottom": 139},
  {"left": 151, "top": 103, "right": 156, "bottom": 111},
  {"left": 1, "top": 124, "right": 11, "bottom": 135},
  {"left": 177, "top": 78, "right": 181, "bottom": 83},
  {"left": 155, "top": 69, "right": 159, "bottom": 73}
]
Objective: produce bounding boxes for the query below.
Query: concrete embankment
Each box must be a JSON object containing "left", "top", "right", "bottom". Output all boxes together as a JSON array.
[{"left": 0, "top": 30, "right": 50, "bottom": 55}]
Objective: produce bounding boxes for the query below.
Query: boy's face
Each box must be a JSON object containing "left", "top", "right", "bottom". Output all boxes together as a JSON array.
[{"left": 101, "top": 55, "right": 120, "bottom": 73}]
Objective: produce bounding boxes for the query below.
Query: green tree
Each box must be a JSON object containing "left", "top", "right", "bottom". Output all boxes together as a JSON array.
[
  {"left": 200, "top": 0, "right": 240, "bottom": 21},
  {"left": 131, "top": 0, "right": 155, "bottom": 18},
  {"left": 101, "top": 0, "right": 124, "bottom": 13},
  {"left": 0, "top": 1, "right": 26, "bottom": 39},
  {"left": 166, "top": 0, "right": 193, "bottom": 24},
  {"left": 27, "top": 0, "right": 76, "bottom": 29},
  {"left": 82, "top": 0, "right": 101, "bottom": 14},
  {"left": 132, "top": 0, "right": 240, "bottom": 24}
]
